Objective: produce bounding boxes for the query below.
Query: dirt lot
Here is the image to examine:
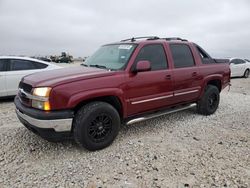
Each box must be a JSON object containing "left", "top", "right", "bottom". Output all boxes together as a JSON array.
[{"left": 0, "top": 77, "right": 249, "bottom": 187}]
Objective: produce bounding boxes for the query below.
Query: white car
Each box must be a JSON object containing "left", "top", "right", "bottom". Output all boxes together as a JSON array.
[
  {"left": 229, "top": 58, "right": 250, "bottom": 78},
  {"left": 0, "top": 56, "right": 61, "bottom": 97}
]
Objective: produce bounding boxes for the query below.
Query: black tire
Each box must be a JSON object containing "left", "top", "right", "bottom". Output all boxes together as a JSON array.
[
  {"left": 197, "top": 85, "right": 220, "bottom": 115},
  {"left": 73, "top": 102, "right": 120, "bottom": 151},
  {"left": 243, "top": 69, "right": 249, "bottom": 78}
]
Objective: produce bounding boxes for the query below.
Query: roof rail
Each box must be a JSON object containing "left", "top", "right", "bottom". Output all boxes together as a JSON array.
[
  {"left": 120, "top": 36, "right": 188, "bottom": 42},
  {"left": 121, "top": 36, "right": 159, "bottom": 42},
  {"left": 163, "top": 37, "right": 188, "bottom": 42}
]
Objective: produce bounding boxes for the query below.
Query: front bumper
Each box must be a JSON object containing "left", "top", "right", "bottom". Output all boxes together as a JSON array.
[
  {"left": 15, "top": 96, "right": 74, "bottom": 140},
  {"left": 16, "top": 109, "right": 73, "bottom": 132}
]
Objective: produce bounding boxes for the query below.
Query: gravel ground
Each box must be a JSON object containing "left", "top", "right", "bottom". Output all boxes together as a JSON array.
[{"left": 0, "top": 78, "right": 249, "bottom": 188}]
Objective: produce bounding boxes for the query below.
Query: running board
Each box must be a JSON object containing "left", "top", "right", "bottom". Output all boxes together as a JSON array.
[{"left": 126, "top": 103, "right": 197, "bottom": 125}]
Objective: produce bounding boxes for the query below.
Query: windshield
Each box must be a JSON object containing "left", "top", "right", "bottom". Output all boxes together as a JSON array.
[{"left": 83, "top": 44, "right": 136, "bottom": 70}]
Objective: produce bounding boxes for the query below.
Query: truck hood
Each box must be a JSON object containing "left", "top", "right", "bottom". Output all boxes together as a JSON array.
[{"left": 22, "top": 66, "right": 115, "bottom": 87}]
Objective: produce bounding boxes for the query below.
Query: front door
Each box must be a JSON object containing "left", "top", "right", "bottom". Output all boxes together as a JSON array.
[{"left": 126, "top": 44, "right": 174, "bottom": 116}]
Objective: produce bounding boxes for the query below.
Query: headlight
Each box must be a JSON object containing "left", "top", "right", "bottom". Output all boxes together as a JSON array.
[
  {"left": 31, "top": 87, "right": 51, "bottom": 111},
  {"left": 33, "top": 87, "right": 51, "bottom": 97}
]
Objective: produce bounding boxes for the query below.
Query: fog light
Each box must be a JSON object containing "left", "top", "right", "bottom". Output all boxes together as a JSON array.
[{"left": 32, "top": 100, "right": 51, "bottom": 111}]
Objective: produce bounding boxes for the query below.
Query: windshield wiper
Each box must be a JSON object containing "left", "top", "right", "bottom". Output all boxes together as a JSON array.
[{"left": 89, "top": 64, "right": 108, "bottom": 69}]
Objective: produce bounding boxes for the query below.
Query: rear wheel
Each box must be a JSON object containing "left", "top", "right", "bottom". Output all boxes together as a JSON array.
[
  {"left": 197, "top": 85, "right": 220, "bottom": 115},
  {"left": 73, "top": 102, "right": 120, "bottom": 151},
  {"left": 243, "top": 69, "right": 249, "bottom": 78}
]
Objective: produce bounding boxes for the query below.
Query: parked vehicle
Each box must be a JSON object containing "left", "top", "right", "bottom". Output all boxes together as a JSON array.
[
  {"left": 15, "top": 37, "right": 230, "bottom": 151},
  {"left": 229, "top": 58, "right": 250, "bottom": 78},
  {"left": 59, "top": 52, "right": 73, "bottom": 63},
  {"left": 50, "top": 52, "right": 73, "bottom": 63},
  {"left": 0, "top": 56, "right": 61, "bottom": 97},
  {"left": 35, "top": 57, "right": 52, "bottom": 62}
]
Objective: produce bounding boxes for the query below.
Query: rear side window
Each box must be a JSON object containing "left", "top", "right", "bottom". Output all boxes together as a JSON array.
[
  {"left": 33, "top": 62, "right": 48, "bottom": 69},
  {"left": 0, "top": 59, "right": 8, "bottom": 71},
  {"left": 170, "top": 44, "right": 195, "bottom": 68},
  {"left": 135, "top": 44, "right": 168, "bottom": 70},
  {"left": 239, "top": 59, "right": 246, "bottom": 64},
  {"left": 10, "top": 59, "right": 36, "bottom": 71},
  {"left": 196, "top": 45, "right": 215, "bottom": 64}
]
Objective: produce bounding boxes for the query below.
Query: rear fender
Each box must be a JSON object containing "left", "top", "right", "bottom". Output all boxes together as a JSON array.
[{"left": 198, "top": 75, "right": 223, "bottom": 99}]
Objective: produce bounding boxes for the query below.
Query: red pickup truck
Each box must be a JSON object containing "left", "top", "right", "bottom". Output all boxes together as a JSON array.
[{"left": 15, "top": 37, "right": 230, "bottom": 150}]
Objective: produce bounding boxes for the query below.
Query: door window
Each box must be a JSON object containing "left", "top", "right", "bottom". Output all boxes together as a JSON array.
[
  {"left": 135, "top": 44, "right": 168, "bottom": 70},
  {"left": 231, "top": 59, "right": 245, "bottom": 65},
  {"left": 230, "top": 59, "right": 238, "bottom": 64},
  {"left": 10, "top": 59, "right": 36, "bottom": 71},
  {"left": 170, "top": 44, "right": 195, "bottom": 68},
  {"left": 0, "top": 59, "right": 8, "bottom": 71}
]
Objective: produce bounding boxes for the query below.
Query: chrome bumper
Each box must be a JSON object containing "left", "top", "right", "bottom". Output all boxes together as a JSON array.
[{"left": 16, "top": 109, "right": 73, "bottom": 132}]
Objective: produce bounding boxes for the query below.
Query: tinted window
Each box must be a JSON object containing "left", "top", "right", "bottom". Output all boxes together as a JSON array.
[
  {"left": 135, "top": 44, "right": 167, "bottom": 70},
  {"left": 10, "top": 60, "right": 36, "bottom": 71},
  {"left": 170, "top": 44, "right": 195, "bottom": 68},
  {"left": 196, "top": 46, "right": 209, "bottom": 59},
  {"left": 238, "top": 59, "right": 246, "bottom": 64},
  {"left": 0, "top": 59, "right": 8, "bottom": 71},
  {"left": 231, "top": 59, "right": 245, "bottom": 65},
  {"left": 33, "top": 62, "right": 48, "bottom": 69},
  {"left": 230, "top": 59, "right": 238, "bottom": 64}
]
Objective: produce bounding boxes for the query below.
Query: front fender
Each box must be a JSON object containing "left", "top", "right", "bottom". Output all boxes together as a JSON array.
[{"left": 67, "top": 88, "right": 126, "bottom": 115}]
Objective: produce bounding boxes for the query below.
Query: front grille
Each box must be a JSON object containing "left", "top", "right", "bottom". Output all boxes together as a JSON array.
[
  {"left": 18, "top": 82, "right": 33, "bottom": 106},
  {"left": 19, "top": 82, "right": 32, "bottom": 93}
]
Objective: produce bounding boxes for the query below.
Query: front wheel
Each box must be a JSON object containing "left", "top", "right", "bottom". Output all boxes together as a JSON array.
[
  {"left": 197, "top": 85, "right": 220, "bottom": 115},
  {"left": 243, "top": 69, "right": 249, "bottom": 78},
  {"left": 73, "top": 102, "right": 120, "bottom": 151}
]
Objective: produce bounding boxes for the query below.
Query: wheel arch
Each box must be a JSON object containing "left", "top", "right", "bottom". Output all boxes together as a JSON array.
[
  {"left": 243, "top": 68, "right": 250, "bottom": 77},
  {"left": 206, "top": 79, "right": 222, "bottom": 92},
  {"left": 73, "top": 95, "right": 124, "bottom": 118},
  {"left": 198, "top": 76, "right": 222, "bottom": 99}
]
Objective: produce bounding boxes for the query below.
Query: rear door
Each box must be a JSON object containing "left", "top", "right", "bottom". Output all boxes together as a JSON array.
[
  {"left": 126, "top": 43, "right": 174, "bottom": 115},
  {"left": 6, "top": 59, "right": 40, "bottom": 96},
  {"left": 0, "top": 59, "right": 8, "bottom": 97},
  {"left": 169, "top": 43, "right": 202, "bottom": 103}
]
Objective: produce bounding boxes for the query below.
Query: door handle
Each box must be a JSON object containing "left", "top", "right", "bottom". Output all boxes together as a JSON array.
[
  {"left": 165, "top": 75, "right": 171, "bottom": 80},
  {"left": 192, "top": 72, "right": 197, "bottom": 77}
]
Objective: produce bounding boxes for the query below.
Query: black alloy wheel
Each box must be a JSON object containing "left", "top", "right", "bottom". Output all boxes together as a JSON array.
[
  {"left": 73, "top": 102, "right": 120, "bottom": 151},
  {"left": 208, "top": 93, "right": 219, "bottom": 111},
  {"left": 88, "top": 113, "right": 113, "bottom": 143},
  {"left": 197, "top": 85, "right": 220, "bottom": 115}
]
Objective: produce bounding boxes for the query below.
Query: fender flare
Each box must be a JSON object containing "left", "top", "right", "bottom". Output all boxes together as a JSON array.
[
  {"left": 67, "top": 88, "right": 126, "bottom": 116},
  {"left": 198, "top": 75, "right": 223, "bottom": 99}
]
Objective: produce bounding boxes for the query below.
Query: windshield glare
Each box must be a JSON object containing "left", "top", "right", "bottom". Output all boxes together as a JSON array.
[{"left": 84, "top": 44, "right": 136, "bottom": 70}]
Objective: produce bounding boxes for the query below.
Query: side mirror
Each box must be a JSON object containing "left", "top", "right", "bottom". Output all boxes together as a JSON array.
[{"left": 135, "top": 60, "right": 151, "bottom": 72}]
